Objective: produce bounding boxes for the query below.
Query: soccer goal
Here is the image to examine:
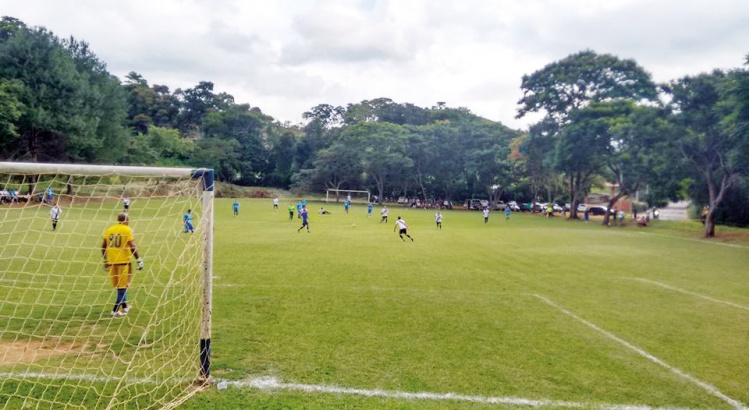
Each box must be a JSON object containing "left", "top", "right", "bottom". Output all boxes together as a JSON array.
[
  {"left": 325, "top": 189, "right": 370, "bottom": 204},
  {"left": 0, "top": 162, "right": 214, "bottom": 410}
]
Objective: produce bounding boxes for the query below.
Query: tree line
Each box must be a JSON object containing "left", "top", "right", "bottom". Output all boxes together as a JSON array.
[{"left": 0, "top": 17, "right": 746, "bottom": 235}]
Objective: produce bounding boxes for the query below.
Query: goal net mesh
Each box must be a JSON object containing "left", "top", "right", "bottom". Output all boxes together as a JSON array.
[{"left": 0, "top": 169, "right": 206, "bottom": 409}]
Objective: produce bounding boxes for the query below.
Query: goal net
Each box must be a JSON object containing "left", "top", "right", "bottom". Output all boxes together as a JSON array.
[
  {"left": 0, "top": 162, "right": 214, "bottom": 410},
  {"left": 324, "top": 189, "right": 370, "bottom": 204}
]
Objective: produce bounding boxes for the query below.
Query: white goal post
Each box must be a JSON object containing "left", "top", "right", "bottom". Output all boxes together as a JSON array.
[
  {"left": 325, "top": 189, "right": 370, "bottom": 204},
  {"left": 0, "top": 162, "right": 214, "bottom": 409}
]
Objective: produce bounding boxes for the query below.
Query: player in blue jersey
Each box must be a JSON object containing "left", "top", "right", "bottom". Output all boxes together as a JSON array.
[
  {"left": 183, "top": 209, "right": 194, "bottom": 233},
  {"left": 232, "top": 200, "right": 240, "bottom": 216},
  {"left": 367, "top": 202, "right": 373, "bottom": 217},
  {"left": 297, "top": 207, "right": 310, "bottom": 233}
]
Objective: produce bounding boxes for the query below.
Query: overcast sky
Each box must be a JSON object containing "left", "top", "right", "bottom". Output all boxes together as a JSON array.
[{"left": 3, "top": 0, "right": 748, "bottom": 129}]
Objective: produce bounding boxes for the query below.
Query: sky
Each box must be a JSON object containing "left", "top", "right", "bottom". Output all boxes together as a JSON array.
[{"left": 2, "top": 0, "right": 748, "bottom": 130}]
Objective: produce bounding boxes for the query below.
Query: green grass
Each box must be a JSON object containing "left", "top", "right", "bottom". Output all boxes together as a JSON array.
[
  {"left": 1, "top": 198, "right": 747, "bottom": 409},
  {"left": 186, "top": 199, "right": 747, "bottom": 409}
]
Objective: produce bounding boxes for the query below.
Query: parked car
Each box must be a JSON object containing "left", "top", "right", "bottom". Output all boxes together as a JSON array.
[
  {"left": 577, "top": 204, "right": 587, "bottom": 212},
  {"left": 587, "top": 205, "right": 615, "bottom": 216},
  {"left": 493, "top": 201, "right": 506, "bottom": 210},
  {"left": 507, "top": 201, "right": 521, "bottom": 212}
]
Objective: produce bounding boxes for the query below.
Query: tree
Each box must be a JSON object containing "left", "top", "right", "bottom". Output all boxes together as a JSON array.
[
  {"left": 340, "top": 122, "right": 412, "bottom": 201},
  {"left": 0, "top": 18, "right": 128, "bottom": 163},
  {"left": 517, "top": 50, "right": 659, "bottom": 218},
  {"left": 517, "top": 50, "right": 658, "bottom": 123},
  {"left": 664, "top": 68, "right": 749, "bottom": 237}
]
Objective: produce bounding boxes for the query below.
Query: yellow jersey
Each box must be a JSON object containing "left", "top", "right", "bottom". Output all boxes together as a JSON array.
[{"left": 103, "top": 223, "right": 135, "bottom": 265}]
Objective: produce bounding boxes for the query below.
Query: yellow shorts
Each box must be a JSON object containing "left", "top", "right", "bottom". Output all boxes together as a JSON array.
[{"left": 108, "top": 263, "right": 132, "bottom": 289}]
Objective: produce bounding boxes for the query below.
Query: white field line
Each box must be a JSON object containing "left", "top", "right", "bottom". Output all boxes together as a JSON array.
[
  {"left": 231, "top": 376, "right": 700, "bottom": 410},
  {"left": 625, "top": 278, "right": 748, "bottom": 311},
  {"left": 1, "top": 371, "right": 699, "bottom": 410},
  {"left": 533, "top": 294, "right": 748, "bottom": 410}
]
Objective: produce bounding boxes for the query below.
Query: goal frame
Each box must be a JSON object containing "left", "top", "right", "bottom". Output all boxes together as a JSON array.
[
  {"left": 325, "top": 189, "right": 370, "bottom": 203},
  {"left": 0, "top": 161, "right": 215, "bottom": 382}
]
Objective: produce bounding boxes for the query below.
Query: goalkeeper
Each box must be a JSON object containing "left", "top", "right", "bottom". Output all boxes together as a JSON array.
[{"left": 101, "top": 213, "right": 143, "bottom": 317}]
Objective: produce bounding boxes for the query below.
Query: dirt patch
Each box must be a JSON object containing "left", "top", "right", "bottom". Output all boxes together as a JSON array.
[{"left": 0, "top": 339, "right": 79, "bottom": 365}]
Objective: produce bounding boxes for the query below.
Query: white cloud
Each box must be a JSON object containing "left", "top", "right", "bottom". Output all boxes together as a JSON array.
[{"left": 1, "top": 0, "right": 747, "bottom": 129}]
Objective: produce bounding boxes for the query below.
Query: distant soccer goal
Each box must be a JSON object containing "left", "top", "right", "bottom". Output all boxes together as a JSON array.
[
  {"left": 325, "top": 189, "right": 371, "bottom": 204},
  {"left": 0, "top": 162, "right": 214, "bottom": 410}
]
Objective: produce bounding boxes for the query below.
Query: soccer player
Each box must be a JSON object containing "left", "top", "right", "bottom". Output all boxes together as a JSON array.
[
  {"left": 49, "top": 204, "right": 62, "bottom": 231},
  {"left": 344, "top": 199, "right": 350, "bottom": 213},
  {"left": 393, "top": 216, "right": 414, "bottom": 241},
  {"left": 297, "top": 206, "right": 310, "bottom": 233},
  {"left": 123, "top": 197, "right": 131, "bottom": 212},
  {"left": 232, "top": 200, "right": 240, "bottom": 216},
  {"left": 380, "top": 206, "right": 389, "bottom": 223},
  {"left": 367, "top": 202, "right": 373, "bottom": 217},
  {"left": 183, "top": 209, "right": 194, "bottom": 233},
  {"left": 504, "top": 205, "right": 511, "bottom": 222},
  {"left": 482, "top": 207, "right": 490, "bottom": 223},
  {"left": 101, "top": 213, "right": 143, "bottom": 317},
  {"left": 435, "top": 211, "right": 442, "bottom": 229},
  {"left": 273, "top": 197, "right": 279, "bottom": 209},
  {"left": 288, "top": 204, "right": 294, "bottom": 221}
]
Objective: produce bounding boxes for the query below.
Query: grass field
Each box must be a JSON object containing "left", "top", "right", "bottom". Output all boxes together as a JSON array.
[
  {"left": 183, "top": 199, "right": 747, "bottom": 409},
  {"left": 1, "top": 197, "right": 747, "bottom": 409}
]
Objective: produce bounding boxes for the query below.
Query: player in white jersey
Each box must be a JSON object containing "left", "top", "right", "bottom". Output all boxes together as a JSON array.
[
  {"left": 393, "top": 216, "right": 414, "bottom": 242},
  {"left": 380, "top": 206, "right": 389, "bottom": 223},
  {"left": 49, "top": 205, "right": 62, "bottom": 231},
  {"left": 435, "top": 212, "right": 442, "bottom": 229}
]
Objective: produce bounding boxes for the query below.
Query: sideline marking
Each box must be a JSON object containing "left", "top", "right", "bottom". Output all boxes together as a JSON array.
[
  {"left": 231, "top": 376, "right": 697, "bottom": 410},
  {"left": 1, "top": 371, "right": 699, "bottom": 409},
  {"left": 626, "top": 278, "right": 748, "bottom": 310},
  {"left": 534, "top": 294, "right": 748, "bottom": 410}
]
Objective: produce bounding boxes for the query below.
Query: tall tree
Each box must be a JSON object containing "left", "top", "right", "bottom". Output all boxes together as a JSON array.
[
  {"left": 340, "top": 122, "right": 412, "bottom": 201},
  {"left": 664, "top": 68, "right": 749, "bottom": 236},
  {"left": 517, "top": 50, "right": 659, "bottom": 218}
]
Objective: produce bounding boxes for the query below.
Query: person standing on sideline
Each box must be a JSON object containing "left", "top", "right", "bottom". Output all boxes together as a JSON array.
[
  {"left": 101, "top": 213, "right": 143, "bottom": 317},
  {"left": 288, "top": 204, "right": 295, "bottom": 221},
  {"left": 435, "top": 211, "right": 442, "bottom": 229},
  {"left": 297, "top": 206, "right": 310, "bottom": 233},
  {"left": 380, "top": 205, "right": 389, "bottom": 223},
  {"left": 393, "top": 216, "right": 414, "bottom": 241},
  {"left": 504, "top": 205, "right": 511, "bottom": 222},
  {"left": 183, "top": 209, "right": 194, "bottom": 233},
  {"left": 482, "top": 207, "right": 490, "bottom": 223},
  {"left": 273, "top": 197, "right": 279, "bottom": 209},
  {"left": 123, "top": 197, "right": 131, "bottom": 212},
  {"left": 232, "top": 200, "right": 240, "bottom": 216},
  {"left": 584, "top": 208, "right": 590, "bottom": 224},
  {"left": 49, "top": 204, "right": 62, "bottom": 231},
  {"left": 367, "top": 202, "right": 373, "bottom": 217}
]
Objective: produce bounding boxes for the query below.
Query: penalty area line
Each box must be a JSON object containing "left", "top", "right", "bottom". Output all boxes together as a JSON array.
[
  {"left": 533, "top": 294, "right": 748, "bottom": 410},
  {"left": 229, "top": 376, "right": 698, "bottom": 410}
]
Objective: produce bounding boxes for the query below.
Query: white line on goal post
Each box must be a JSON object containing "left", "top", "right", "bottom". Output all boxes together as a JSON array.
[
  {"left": 533, "top": 294, "right": 748, "bottom": 410},
  {"left": 0, "top": 161, "right": 216, "bottom": 385}
]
